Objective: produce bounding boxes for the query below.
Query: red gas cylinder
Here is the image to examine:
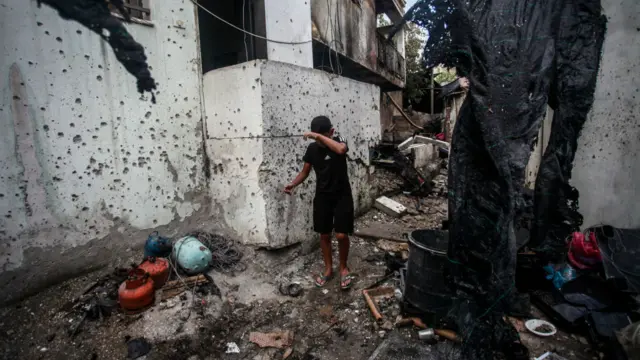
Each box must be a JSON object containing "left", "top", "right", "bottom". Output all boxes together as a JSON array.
[
  {"left": 119, "top": 268, "right": 155, "bottom": 312},
  {"left": 138, "top": 257, "right": 170, "bottom": 288}
]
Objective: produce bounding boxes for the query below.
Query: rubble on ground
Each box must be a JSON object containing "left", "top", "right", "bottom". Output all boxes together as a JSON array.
[{"left": 0, "top": 170, "right": 623, "bottom": 360}]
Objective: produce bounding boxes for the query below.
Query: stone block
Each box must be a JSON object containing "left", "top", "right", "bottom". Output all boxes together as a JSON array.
[{"left": 375, "top": 196, "right": 407, "bottom": 218}]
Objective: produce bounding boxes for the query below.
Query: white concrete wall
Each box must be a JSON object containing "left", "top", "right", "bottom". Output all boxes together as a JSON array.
[
  {"left": 204, "top": 60, "right": 380, "bottom": 248},
  {"left": 570, "top": 0, "right": 640, "bottom": 229},
  {"left": 0, "top": 1, "right": 206, "bottom": 302},
  {"left": 264, "top": 0, "right": 313, "bottom": 68}
]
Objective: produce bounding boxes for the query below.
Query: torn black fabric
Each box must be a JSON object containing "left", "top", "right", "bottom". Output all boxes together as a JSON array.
[
  {"left": 37, "top": 0, "right": 156, "bottom": 101},
  {"left": 530, "top": 2, "right": 607, "bottom": 255},
  {"left": 404, "top": 0, "right": 606, "bottom": 359}
]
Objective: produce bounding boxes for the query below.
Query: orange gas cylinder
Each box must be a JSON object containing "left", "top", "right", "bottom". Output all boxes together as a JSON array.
[
  {"left": 138, "top": 257, "right": 170, "bottom": 288},
  {"left": 119, "top": 268, "right": 155, "bottom": 312}
]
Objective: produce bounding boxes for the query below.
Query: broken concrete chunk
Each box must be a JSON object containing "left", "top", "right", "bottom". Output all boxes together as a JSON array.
[
  {"left": 413, "top": 135, "right": 449, "bottom": 150},
  {"left": 375, "top": 197, "right": 407, "bottom": 218},
  {"left": 397, "top": 137, "right": 414, "bottom": 151}
]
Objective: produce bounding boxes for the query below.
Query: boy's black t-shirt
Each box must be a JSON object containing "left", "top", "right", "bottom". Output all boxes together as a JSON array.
[{"left": 303, "top": 136, "right": 351, "bottom": 195}]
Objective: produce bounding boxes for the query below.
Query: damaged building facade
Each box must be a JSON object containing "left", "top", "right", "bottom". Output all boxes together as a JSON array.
[{"left": 0, "top": 0, "right": 406, "bottom": 303}]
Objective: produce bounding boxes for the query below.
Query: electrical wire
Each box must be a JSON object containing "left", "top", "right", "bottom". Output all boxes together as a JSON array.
[
  {"left": 242, "top": 0, "right": 248, "bottom": 61},
  {"left": 191, "top": 0, "right": 312, "bottom": 45}
]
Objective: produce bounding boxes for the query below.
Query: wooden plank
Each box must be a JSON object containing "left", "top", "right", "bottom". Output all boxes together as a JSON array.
[{"left": 354, "top": 222, "right": 408, "bottom": 243}]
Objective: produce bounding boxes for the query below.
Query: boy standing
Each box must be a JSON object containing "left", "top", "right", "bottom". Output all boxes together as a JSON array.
[{"left": 284, "top": 116, "right": 355, "bottom": 290}]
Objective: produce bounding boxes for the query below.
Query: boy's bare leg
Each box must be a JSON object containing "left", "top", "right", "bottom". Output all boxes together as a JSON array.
[
  {"left": 335, "top": 233, "right": 350, "bottom": 276},
  {"left": 320, "top": 233, "right": 333, "bottom": 276}
]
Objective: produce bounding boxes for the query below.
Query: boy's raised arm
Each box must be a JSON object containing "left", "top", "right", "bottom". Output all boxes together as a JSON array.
[{"left": 304, "top": 132, "right": 347, "bottom": 155}]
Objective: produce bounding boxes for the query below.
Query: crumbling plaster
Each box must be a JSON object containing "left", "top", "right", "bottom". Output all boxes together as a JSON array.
[
  {"left": 0, "top": 0, "right": 206, "bottom": 303},
  {"left": 203, "top": 60, "right": 381, "bottom": 248}
]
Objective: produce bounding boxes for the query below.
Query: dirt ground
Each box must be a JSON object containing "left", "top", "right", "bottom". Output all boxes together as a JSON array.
[{"left": 0, "top": 170, "right": 598, "bottom": 360}]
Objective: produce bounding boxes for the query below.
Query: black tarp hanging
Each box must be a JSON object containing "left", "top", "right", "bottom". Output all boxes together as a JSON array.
[{"left": 402, "top": 0, "right": 606, "bottom": 358}]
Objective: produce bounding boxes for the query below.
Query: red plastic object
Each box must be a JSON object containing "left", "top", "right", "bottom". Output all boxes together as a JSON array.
[
  {"left": 138, "top": 257, "right": 170, "bottom": 288},
  {"left": 568, "top": 231, "right": 602, "bottom": 270},
  {"left": 119, "top": 268, "right": 155, "bottom": 311}
]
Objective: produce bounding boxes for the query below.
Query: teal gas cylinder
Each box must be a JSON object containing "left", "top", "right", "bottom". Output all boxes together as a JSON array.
[{"left": 173, "top": 236, "right": 212, "bottom": 275}]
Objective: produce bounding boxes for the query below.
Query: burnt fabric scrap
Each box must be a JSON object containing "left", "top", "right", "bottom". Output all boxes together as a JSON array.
[
  {"left": 404, "top": 0, "right": 606, "bottom": 359},
  {"left": 37, "top": 0, "right": 156, "bottom": 101}
]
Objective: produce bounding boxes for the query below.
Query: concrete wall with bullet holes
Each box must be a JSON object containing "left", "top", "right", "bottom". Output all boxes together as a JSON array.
[
  {"left": 0, "top": 0, "right": 209, "bottom": 303},
  {"left": 570, "top": 0, "right": 640, "bottom": 229},
  {"left": 263, "top": 0, "right": 314, "bottom": 68},
  {"left": 203, "top": 60, "right": 381, "bottom": 248}
]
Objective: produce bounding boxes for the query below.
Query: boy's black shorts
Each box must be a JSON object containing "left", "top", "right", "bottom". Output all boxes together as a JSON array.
[{"left": 313, "top": 192, "right": 354, "bottom": 234}]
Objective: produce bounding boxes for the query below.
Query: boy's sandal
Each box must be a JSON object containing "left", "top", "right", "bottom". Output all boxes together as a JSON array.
[
  {"left": 315, "top": 273, "right": 334, "bottom": 288},
  {"left": 340, "top": 273, "right": 355, "bottom": 290}
]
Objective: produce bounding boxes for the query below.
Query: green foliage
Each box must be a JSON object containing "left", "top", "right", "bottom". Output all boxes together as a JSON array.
[
  {"left": 377, "top": 14, "right": 390, "bottom": 27},
  {"left": 404, "top": 23, "right": 429, "bottom": 106},
  {"left": 434, "top": 70, "right": 457, "bottom": 85}
]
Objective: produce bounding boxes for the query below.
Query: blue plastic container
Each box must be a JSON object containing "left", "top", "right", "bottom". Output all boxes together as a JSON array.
[
  {"left": 173, "top": 236, "right": 212, "bottom": 275},
  {"left": 144, "top": 231, "right": 172, "bottom": 258}
]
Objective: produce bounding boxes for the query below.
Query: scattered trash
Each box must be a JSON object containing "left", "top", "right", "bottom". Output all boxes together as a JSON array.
[
  {"left": 418, "top": 328, "right": 435, "bottom": 341},
  {"left": 187, "top": 231, "right": 245, "bottom": 273},
  {"left": 543, "top": 263, "right": 576, "bottom": 290},
  {"left": 380, "top": 320, "right": 394, "bottom": 331},
  {"left": 395, "top": 317, "right": 427, "bottom": 329},
  {"left": 617, "top": 321, "right": 640, "bottom": 359},
  {"left": 160, "top": 274, "right": 210, "bottom": 300},
  {"left": 127, "top": 337, "right": 151, "bottom": 359},
  {"left": 375, "top": 239, "right": 409, "bottom": 253},
  {"left": 534, "top": 352, "right": 568, "bottom": 360},
  {"left": 355, "top": 222, "right": 408, "bottom": 243},
  {"left": 144, "top": 231, "right": 172, "bottom": 258},
  {"left": 283, "top": 347, "right": 294, "bottom": 359},
  {"left": 118, "top": 268, "right": 155, "bottom": 312},
  {"left": 418, "top": 328, "right": 460, "bottom": 343},
  {"left": 506, "top": 316, "right": 526, "bottom": 333},
  {"left": 40, "top": 347, "right": 48, "bottom": 352},
  {"left": 279, "top": 282, "right": 303, "bottom": 297},
  {"left": 318, "top": 305, "right": 334, "bottom": 321},
  {"left": 249, "top": 331, "right": 294, "bottom": 349},
  {"left": 525, "top": 319, "right": 557, "bottom": 337},
  {"left": 370, "top": 143, "right": 430, "bottom": 195},
  {"left": 173, "top": 236, "right": 213, "bottom": 275},
  {"left": 568, "top": 231, "right": 602, "bottom": 269},
  {"left": 225, "top": 342, "right": 240, "bottom": 354},
  {"left": 362, "top": 287, "right": 395, "bottom": 323},
  {"left": 138, "top": 257, "right": 170, "bottom": 288},
  {"left": 321, "top": 289, "right": 329, "bottom": 295}
]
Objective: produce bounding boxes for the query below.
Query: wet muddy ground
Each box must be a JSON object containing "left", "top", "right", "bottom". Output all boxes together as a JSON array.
[{"left": 0, "top": 170, "right": 596, "bottom": 360}]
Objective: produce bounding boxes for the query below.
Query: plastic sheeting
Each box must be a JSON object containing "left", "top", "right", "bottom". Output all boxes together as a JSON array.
[{"left": 403, "top": 0, "right": 606, "bottom": 358}]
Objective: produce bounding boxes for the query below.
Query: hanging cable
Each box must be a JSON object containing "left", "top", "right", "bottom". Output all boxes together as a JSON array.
[
  {"left": 191, "top": 0, "right": 313, "bottom": 45},
  {"left": 242, "top": 0, "right": 249, "bottom": 61}
]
